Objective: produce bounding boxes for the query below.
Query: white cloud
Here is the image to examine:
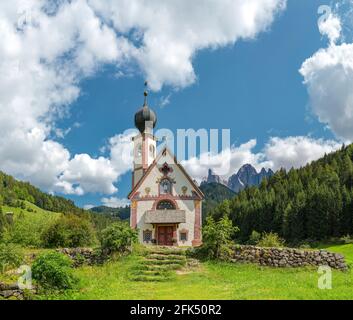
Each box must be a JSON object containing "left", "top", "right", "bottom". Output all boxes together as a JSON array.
[
  {"left": 89, "top": 0, "right": 287, "bottom": 90},
  {"left": 101, "top": 196, "right": 130, "bottom": 208},
  {"left": 300, "top": 11, "right": 353, "bottom": 141},
  {"left": 109, "top": 131, "right": 136, "bottom": 177},
  {"left": 84, "top": 204, "right": 95, "bottom": 210},
  {"left": 182, "top": 136, "right": 341, "bottom": 181},
  {"left": 182, "top": 139, "right": 270, "bottom": 181},
  {"left": 0, "top": 0, "right": 286, "bottom": 195},
  {"left": 263, "top": 136, "right": 341, "bottom": 170},
  {"left": 57, "top": 154, "right": 118, "bottom": 195}
]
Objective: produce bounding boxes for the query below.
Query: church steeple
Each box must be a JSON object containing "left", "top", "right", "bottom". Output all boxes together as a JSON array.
[
  {"left": 132, "top": 82, "right": 157, "bottom": 187},
  {"left": 134, "top": 81, "right": 157, "bottom": 134}
]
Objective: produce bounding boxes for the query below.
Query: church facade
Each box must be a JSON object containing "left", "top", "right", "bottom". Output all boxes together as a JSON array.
[{"left": 128, "top": 90, "right": 204, "bottom": 247}]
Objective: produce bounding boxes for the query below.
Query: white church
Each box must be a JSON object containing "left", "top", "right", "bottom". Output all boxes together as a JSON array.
[{"left": 128, "top": 87, "right": 204, "bottom": 247}]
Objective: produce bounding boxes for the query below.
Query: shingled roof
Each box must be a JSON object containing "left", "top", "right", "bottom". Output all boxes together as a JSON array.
[{"left": 144, "top": 210, "right": 186, "bottom": 224}]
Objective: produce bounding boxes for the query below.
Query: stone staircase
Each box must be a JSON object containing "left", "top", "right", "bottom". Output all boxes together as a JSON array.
[{"left": 130, "top": 246, "right": 187, "bottom": 282}]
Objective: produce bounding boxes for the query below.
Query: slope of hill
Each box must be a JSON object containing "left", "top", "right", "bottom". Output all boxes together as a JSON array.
[
  {"left": 200, "top": 182, "right": 235, "bottom": 220},
  {"left": 0, "top": 171, "right": 84, "bottom": 215},
  {"left": 211, "top": 144, "right": 353, "bottom": 243},
  {"left": 90, "top": 206, "right": 130, "bottom": 220},
  {"left": 0, "top": 200, "right": 62, "bottom": 247}
]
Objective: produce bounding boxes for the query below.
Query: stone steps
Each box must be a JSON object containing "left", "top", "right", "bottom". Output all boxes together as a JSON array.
[
  {"left": 130, "top": 246, "right": 188, "bottom": 282},
  {"left": 147, "top": 253, "right": 186, "bottom": 260}
]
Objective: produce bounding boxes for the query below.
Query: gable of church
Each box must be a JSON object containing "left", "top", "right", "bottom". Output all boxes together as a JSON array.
[{"left": 128, "top": 148, "right": 204, "bottom": 200}]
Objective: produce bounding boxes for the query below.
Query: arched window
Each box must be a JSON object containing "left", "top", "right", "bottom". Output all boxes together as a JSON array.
[
  {"left": 160, "top": 179, "right": 172, "bottom": 195},
  {"left": 136, "top": 143, "right": 142, "bottom": 157},
  {"left": 157, "top": 200, "right": 176, "bottom": 210},
  {"left": 149, "top": 145, "right": 155, "bottom": 158}
]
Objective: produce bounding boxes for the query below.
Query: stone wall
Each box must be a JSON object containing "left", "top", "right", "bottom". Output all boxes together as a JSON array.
[
  {"left": 57, "top": 248, "right": 106, "bottom": 267},
  {"left": 0, "top": 282, "right": 35, "bottom": 300},
  {"left": 231, "top": 245, "right": 348, "bottom": 270}
]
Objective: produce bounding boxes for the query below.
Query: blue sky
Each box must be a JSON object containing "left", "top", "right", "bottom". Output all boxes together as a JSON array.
[
  {"left": 1, "top": 0, "right": 352, "bottom": 209},
  {"left": 63, "top": 0, "right": 335, "bottom": 207}
]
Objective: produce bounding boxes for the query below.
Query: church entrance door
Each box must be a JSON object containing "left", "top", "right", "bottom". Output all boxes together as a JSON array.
[{"left": 157, "top": 226, "right": 174, "bottom": 246}]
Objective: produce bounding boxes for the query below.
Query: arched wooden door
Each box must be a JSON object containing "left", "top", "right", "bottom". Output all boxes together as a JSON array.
[{"left": 157, "top": 226, "right": 174, "bottom": 246}]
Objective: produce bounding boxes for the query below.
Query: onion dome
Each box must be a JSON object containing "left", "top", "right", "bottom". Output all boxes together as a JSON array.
[{"left": 134, "top": 83, "right": 157, "bottom": 133}]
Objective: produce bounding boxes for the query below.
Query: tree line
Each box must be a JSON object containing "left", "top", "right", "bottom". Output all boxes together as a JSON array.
[
  {"left": 0, "top": 171, "right": 84, "bottom": 215},
  {"left": 210, "top": 144, "right": 353, "bottom": 244}
]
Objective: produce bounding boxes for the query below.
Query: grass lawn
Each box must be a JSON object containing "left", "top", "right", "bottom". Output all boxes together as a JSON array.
[{"left": 40, "top": 244, "right": 353, "bottom": 300}]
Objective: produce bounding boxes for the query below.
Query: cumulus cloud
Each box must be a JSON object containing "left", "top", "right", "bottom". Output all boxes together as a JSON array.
[
  {"left": 300, "top": 8, "right": 353, "bottom": 141},
  {"left": 90, "top": 0, "right": 287, "bottom": 90},
  {"left": 101, "top": 196, "right": 130, "bottom": 208},
  {"left": 182, "top": 136, "right": 341, "bottom": 182},
  {"left": 182, "top": 139, "right": 270, "bottom": 181},
  {"left": 263, "top": 136, "right": 341, "bottom": 169},
  {"left": 0, "top": 0, "right": 286, "bottom": 196}
]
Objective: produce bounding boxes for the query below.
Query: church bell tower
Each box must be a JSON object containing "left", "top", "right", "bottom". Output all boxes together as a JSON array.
[{"left": 132, "top": 83, "right": 157, "bottom": 187}]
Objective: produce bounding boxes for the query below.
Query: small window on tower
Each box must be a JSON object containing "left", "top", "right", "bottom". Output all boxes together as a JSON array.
[
  {"left": 136, "top": 143, "right": 142, "bottom": 157},
  {"left": 149, "top": 145, "right": 155, "bottom": 158},
  {"left": 143, "top": 230, "right": 152, "bottom": 243}
]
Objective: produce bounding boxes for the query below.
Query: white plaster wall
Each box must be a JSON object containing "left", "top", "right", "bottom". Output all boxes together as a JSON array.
[
  {"left": 133, "top": 148, "right": 202, "bottom": 246},
  {"left": 136, "top": 200, "right": 154, "bottom": 243},
  {"left": 175, "top": 199, "right": 195, "bottom": 247}
]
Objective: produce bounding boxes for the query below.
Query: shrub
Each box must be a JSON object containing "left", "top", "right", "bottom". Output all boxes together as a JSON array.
[
  {"left": 248, "top": 230, "right": 261, "bottom": 245},
  {"left": 0, "top": 243, "right": 24, "bottom": 273},
  {"left": 41, "top": 214, "right": 96, "bottom": 248},
  {"left": 257, "top": 232, "right": 285, "bottom": 248},
  {"left": 198, "top": 216, "right": 239, "bottom": 260},
  {"left": 32, "top": 251, "right": 78, "bottom": 290},
  {"left": 340, "top": 235, "right": 353, "bottom": 244},
  {"left": 99, "top": 222, "right": 138, "bottom": 254}
]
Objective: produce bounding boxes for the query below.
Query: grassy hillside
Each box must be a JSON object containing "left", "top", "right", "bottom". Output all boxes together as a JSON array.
[
  {"left": 90, "top": 205, "right": 130, "bottom": 220},
  {"left": 1, "top": 201, "right": 62, "bottom": 247},
  {"left": 0, "top": 171, "right": 84, "bottom": 215}
]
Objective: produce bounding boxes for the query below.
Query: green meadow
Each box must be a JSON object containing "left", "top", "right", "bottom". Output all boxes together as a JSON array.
[
  {"left": 38, "top": 244, "right": 353, "bottom": 300},
  {"left": 1, "top": 204, "right": 352, "bottom": 300}
]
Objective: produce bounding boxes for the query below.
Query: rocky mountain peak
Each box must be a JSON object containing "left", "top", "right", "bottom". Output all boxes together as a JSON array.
[{"left": 202, "top": 164, "right": 274, "bottom": 193}]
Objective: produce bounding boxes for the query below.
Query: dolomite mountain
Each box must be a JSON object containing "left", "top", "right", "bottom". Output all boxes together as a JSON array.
[{"left": 201, "top": 164, "right": 274, "bottom": 193}]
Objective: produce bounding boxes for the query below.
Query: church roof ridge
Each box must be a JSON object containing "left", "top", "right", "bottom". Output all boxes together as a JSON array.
[{"left": 128, "top": 146, "right": 204, "bottom": 200}]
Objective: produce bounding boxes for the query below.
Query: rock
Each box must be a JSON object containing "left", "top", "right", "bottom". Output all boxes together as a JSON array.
[{"left": 229, "top": 245, "right": 347, "bottom": 270}]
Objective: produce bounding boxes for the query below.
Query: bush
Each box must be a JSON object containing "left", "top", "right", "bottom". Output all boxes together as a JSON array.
[
  {"left": 340, "top": 235, "right": 353, "bottom": 244},
  {"left": 248, "top": 230, "right": 261, "bottom": 245},
  {"left": 0, "top": 243, "right": 24, "bottom": 273},
  {"left": 99, "top": 222, "right": 138, "bottom": 254},
  {"left": 32, "top": 251, "right": 78, "bottom": 290},
  {"left": 198, "top": 216, "right": 239, "bottom": 260},
  {"left": 41, "top": 214, "right": 96, "bottom": 248},
  {"left": 257, "top": 232, "right": 285, "bottom": 248}
]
